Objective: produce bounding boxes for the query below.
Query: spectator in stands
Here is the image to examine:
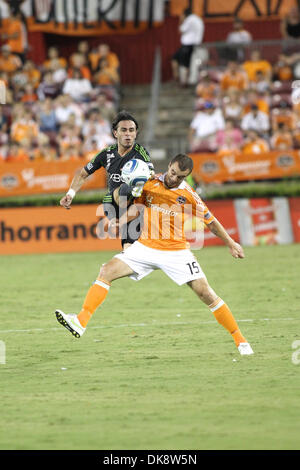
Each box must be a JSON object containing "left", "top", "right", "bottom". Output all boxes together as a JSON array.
[
  {"left": 195, "top": 72, "right": 219, "bottom": 101},
  {"left": 1, "top": 9, "right": 28, "bottom": 63},
  {"left": 189, "top": 101, "right": 225, "bottom": 152},
  {"left": 62, "top": 68, "right": 93, "bottom": 102},
  {"left": 82, "top": 109, "right": 115, "bottom": 153},
  {"left": 65, "top": 113, "right": 82, "bottom": 136},
  {"left": 37, "top": 98, "right": 58, "bottom": 135},
  {"left": 77, "top": 40, "right": 90, "bottom": 57},
  {"left": 60, "top": 144, "right": 82, "bottom": 162},
  {"left": 89, "top": 43, "right": 120, "bottom": 74},
  {"left": 37, "top": 71, "right": 61, "bottom": 101},
  {"left": 220, "top": 60, "right": 248, "bottom": 92},
  {"left": 280, "top": 6, "right": 300, "bottom": 39},
  {"left": 274, "top": 51, "right": 300, "bottom": 80},
  {"left": 171, "top": 8, "right": 204, "bottom": 87},
  {"left": 270, "top": 122, "right": 294, "bottom": 150},
  {"left": 272, "top": 55, "right": 293, "bottom": 82},
  {"left": 69, "top": 52, "right": 92, "bottom": 80},
  {"left": 6, "top": 141, "right": 29, "bottom": 162},
  {"left": 82, "top": 131, "right": 115, "bottom": 155},
  {"left": 83, "top": 137, "right": 102, "bottom": 161},
  {"left": 241, "top": 104, "right": 270, "bottom": 135},
  {"left": 271, "top": 101, "right": 296, "bottom": 132},
  {"left": 11, "top": 102, "right": 25, "bottom": 121},
  {"left": 32, "top": 134, "right": 57, "bottom": 161},
  {"left": 57, "top": 123, "right": 82, "bottom": 156},
  {"left": 226, "top": 17, "right": 252, "bottom": 61},
  {"left": 243, "top": 89, "right": 269, "bottom": 116},
  {"left": 226, "top": 17, "right": 252, "bottom": 45},
  {"left": 243, "top": 50, "right": 272, "bottom": 82},
  {"left": 93, "top": 57, "right": 120, "bottom": 87},
  {"left": 10, "top": 109, "right": 39, "bottom": 147},
  {"left": 32, "top": 142, "right": 57, "bottom": 161},
  {"left": 216, "top": 118, "right": 243, "bottom": 151},
  {"left": 241, "top": 130, "right": 270, "bottom": 154},
  {"left": 10, "top": 67, "right": 28, "bottom": 99},
  {"left": 89, "top": 91, "right": 116, "bottom": 122},
  {"left": 250, "top": 70, "right": 271, "bottom": 94},
  {"left": 81, "top": 109, "right": 111, "bottom": 139},
  {"left": 43, "top": 47, "right": 67, "bottom": 72},
  {"left": 20, "top": 83, "right": 38, "bottom": 104},
  {"left": 0, "top": 44, "right": 22, "bottom": 74},
  {"left": 23, "top": 60, "right": 41, "bottom": 89},
  {"left": 54, "top": 94, "right": 83, "bottom": 127},
  {"left": 222, "top": 88, "right": 243, "bottom": 122}
]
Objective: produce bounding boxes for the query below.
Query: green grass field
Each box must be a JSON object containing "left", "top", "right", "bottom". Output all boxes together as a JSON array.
[{"left": 0, "top": 244, "right": 300, "bottom": 450}]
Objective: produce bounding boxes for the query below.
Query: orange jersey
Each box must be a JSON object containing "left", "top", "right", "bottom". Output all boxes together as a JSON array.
[
  {"left": 11, "top": 120, "right": 38, "bottom": 142},
  {"left": 243, "top": 99, "right": 269, "bottom": 116},
  {"left": 270, "top": 132, "right": 293, "bottom": 150},
  {"left": 6, "top": 19, "right": 27, "bottom": 53},
  {"left": 243, "top": 60, "right": 272, "bottom": 81},
  {"left": 220, "top": 71, "right": 247, "bottom": 91},
  {"left": 134, "top": 175, "right": 214, "bottom": 250},
  {"left": 88, "top": 51, "right": 119, "bottom": 71},
  {"left": 0, "top": 54, "right": 21, "bottom": 73},
  {"left": 271, "top": 112, "right": 296, "bottom": 131},
  {"left": 196, "top": 83, "right": 218, "bottom": 100}
]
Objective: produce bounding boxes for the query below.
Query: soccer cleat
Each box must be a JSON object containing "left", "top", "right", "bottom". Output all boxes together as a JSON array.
[
  {"left": 238, "top": 342, "right": 254, "bottom": 355},
  {"left": 55, "top": 309, "right": 86, "bottom": 338}
]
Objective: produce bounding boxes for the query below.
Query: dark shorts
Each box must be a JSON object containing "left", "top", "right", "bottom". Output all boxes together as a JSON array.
[{"left": 172, "top": 45, "right": 194, "bottom": 68}]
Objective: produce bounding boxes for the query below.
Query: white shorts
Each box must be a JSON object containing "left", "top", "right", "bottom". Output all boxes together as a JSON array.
[{"left": 114, "top": 241, "right": 206, "bottom": 286}]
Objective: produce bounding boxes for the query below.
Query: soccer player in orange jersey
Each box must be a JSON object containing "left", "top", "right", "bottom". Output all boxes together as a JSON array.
[{"left": 55, "top": 154, "right": 253, "bottom": 356}]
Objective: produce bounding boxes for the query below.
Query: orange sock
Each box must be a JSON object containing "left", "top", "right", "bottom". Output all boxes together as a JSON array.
[
  {"left": 209, "top": 297, "right": 246, "bottom": 346},
  {"left": 77, "top": 278, "right": 110, "bottom": 328}
]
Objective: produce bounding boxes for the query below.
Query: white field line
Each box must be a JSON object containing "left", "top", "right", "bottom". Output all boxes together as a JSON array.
[{"left": 0, "top": 317, "right": 297, "bottom": 335}]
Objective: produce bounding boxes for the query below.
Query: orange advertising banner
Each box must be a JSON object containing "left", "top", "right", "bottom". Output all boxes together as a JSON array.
[
  {"left": 0, "top": 160, "right": 106, "bottom": 197},
  {"left": 185, "top": 199, "right": 239, "bottom": 249},
  {"left": 0, "top": 204, "right": 121, "bottom": 255},
  {"left": 0, "top": 198, "right": 299, "bottom": 256},
  {"left": 170, "top": 0, "right": 295, "bottom": 19},
  {"left": 190, "top": 150, "right": 300, "bottom": 184}
]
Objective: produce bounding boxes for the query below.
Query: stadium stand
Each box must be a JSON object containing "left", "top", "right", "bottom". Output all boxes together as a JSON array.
[
  {"left": 0, "top": 38, "right": 119, "bottom": 163},
  {"left": 188, "top": 42, "right": 299, "bottom": 157}
]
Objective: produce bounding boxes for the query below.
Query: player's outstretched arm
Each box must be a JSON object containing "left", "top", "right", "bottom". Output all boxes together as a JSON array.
[
  {"left": 60, "top": 168, "right": 89, "bottom": 210},
  {"left": 207, "top": 218, "right": 245, "bottom": 259}
]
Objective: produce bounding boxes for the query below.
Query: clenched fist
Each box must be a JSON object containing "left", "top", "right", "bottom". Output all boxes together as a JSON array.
[{"left": 60, "top": 194, "right": 73, "bottom": 210}]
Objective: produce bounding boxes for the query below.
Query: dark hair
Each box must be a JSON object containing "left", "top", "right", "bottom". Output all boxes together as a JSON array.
[
  {"left": 184, "top": 8, "right": 192, "bottom": 17},
  {"left": 111, "top": 110, "right": 139, "bottom": 131},
  {"left": 170, "top": 154, "right": 193, "bottom": 172}
]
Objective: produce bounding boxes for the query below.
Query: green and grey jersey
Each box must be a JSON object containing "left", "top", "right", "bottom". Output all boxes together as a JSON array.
[{"left": 84, "top": 143, "right": 154, "bottom": 198}]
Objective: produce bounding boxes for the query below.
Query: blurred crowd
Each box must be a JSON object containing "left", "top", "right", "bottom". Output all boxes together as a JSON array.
[
  {"left": 0, "top": 39, "right": 120, "bottom": 163},
  {"left": 188, "top": 14, "right": 300, "bottom": 155}
]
